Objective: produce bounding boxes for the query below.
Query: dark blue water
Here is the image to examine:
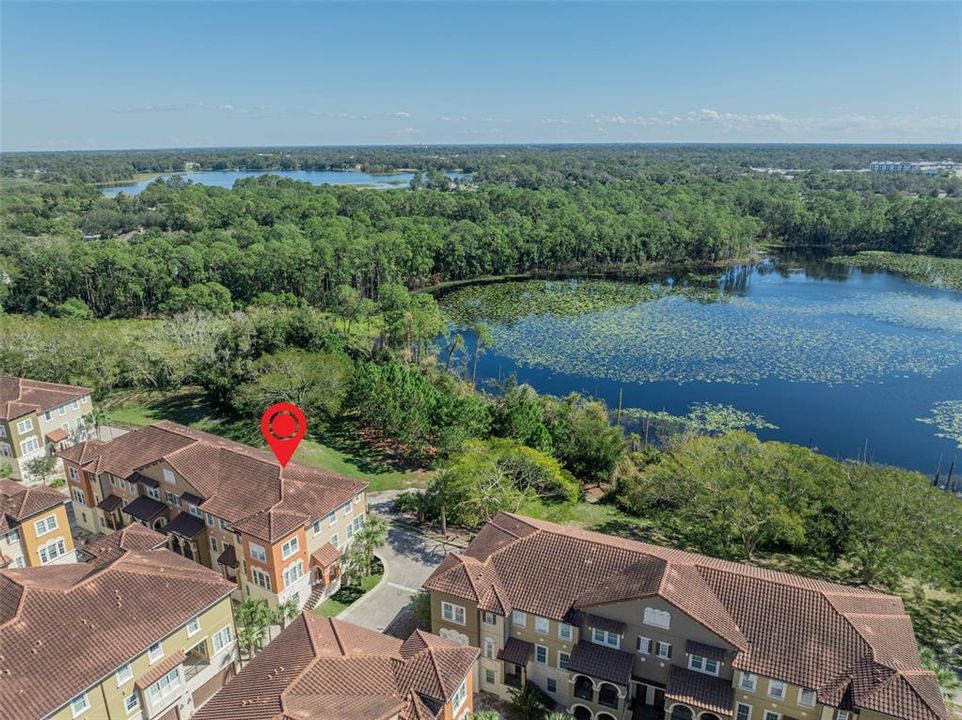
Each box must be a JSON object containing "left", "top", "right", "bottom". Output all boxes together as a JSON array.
[
  {"left": 447, "top": 259, "right": 962, "bottom": 475},
  {"left": 102, "top": 169, "right": 466, "bottom": 196}
]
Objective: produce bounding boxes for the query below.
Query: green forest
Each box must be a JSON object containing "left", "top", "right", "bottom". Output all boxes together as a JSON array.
[{"left": 1, "top": 145, "right": 961, "bottom": 673}]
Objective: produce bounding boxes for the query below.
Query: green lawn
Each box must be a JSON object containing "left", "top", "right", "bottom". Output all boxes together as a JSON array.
[
  {"left": 102, "top": 387, "right": 432, "bottom": 491},
  {"left": 313, "top": 573, "right": 384, "bottom": 617}
]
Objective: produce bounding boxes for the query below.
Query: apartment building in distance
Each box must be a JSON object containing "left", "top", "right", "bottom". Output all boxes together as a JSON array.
[
  {"left": 60, "top": 420, "right": 368, "bottom": 611},
  {"left": 0, "top": 477, "right": 77, "bottom": 567},
  {"left": 0, "top": 524, "right": 237, "bottom": 720},
  {"left": 0, "top": 376, "right": 95, "bottom": 482},
  {"left": 195, "top": 614, "right": 479, "bottom": 720},
  {"left": 424, "top": 513, "right": 947, "bottom": 720}
]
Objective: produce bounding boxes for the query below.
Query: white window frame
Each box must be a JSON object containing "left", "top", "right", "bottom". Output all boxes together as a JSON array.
[
  {"left": 330, "top": 533, "right": 339, "bottom": 549},
  {"left": 636, "top": 636, "right": 652, "bottom": 654},
  {"left": 688, "top": 654, "right": 720, "bottom": 676},
  {"left": 327, "top": 510, "right": 336, "bottom": 526},
  {"left": 212, "top": 625, "right": 233, "bottom": 654},
  {"left": 147, "top": 486, "right": 161, "bottom": 500},
  {"left": 736, "top": 703, "right": 752, "bottom": 720},
  {"left": 341, "top": 501, "right": 352, "bottom": 516},
  {"left": 148, "top": 667, "right": 181, "bottom": 703},
  {"left": 70, "top": 692, "right": 90, "bottom": 718},
  {"left": 558, "top": 651, "right": 570, "bottom": 670},
  {"left": 35, "top": 514, "right": 58, "bottom": 536},
  {"left": 656, "top": 640, "right": 671, "bottom": 659},
  {"left": 768, "top": 680, "right": 787, "bottom": 700},
  {"left": 71, "top": 400, "right": 80, "bottom": 411},
  {"left": 592, "top": 627, "right": 621, "bottom": 649},
  {"left": 836, "top": 713, "right": 849, "bottom": 720},
  {"left": 251, "top": 567, "right": 272, "bottom": 590},
  {"left": 798, "top": 689, "right": 816, "bottom": 707},
  {"left": 283, "top": 560, "right": 304, "bottom": 589},
  {"left": 534, "top": 616, "right": 550, "bottom": 634},
  {"left": 186, "top": 616, "right": 201, "bottom": 637},
  {"left": 210, "top": 536, "right": 218, "bottom": 553},
  {"left": 249, "top": 542, "right": 267, "bottom": 563},
  {"left": 16, "top": 418, "right": 34, "bottom": 434},
  {"left": 558, "top": 622, "right": 572, "bottom": 641},
  {"left": 512, "top": 610, "right": 527, "bottom": 627},
  {"left": 116, "top": 662, "right": 133, "bottom": 686},
  {"left": 534, "top": 644, "right": 548, "bottom": 665},
  {"left": 740, "top": 672, "right": 758, "bottom": 691},
  {"left": 482, "top": 611, "right": 496, "bottom": 625},
  {"left": 452, "top": 678, "right": 468, "bottom": 713},
  {"left": 39, "top": 537, "right": 67, "bottom": 564},
  {"left": 20, "top": 436, "right": 40, "bottom": 455},
  {"left": 547, "top": 678, "right": 558, "bottom": 694},
  {"left": 442, "top": 601, "right": 466, "bottom": 625},
  {"left": 354, "top": 493, "right": 362, "bottom": 504},
  {"left": 162, "top": 468, "right": 176, "bottom": 484},
  {"left": 43, "top": 411, "right": 52, "bottom": 422},
  {"left": 124, "top": 692, "right": 140, "bottom": 715},
  {"left": 205, "top": 512, "right": 214, "bottom": 527},
  {"left": 281, "top": 535, "right": 299, "bottom": 560},
  {"left": 312, "top": 519, "right": 322, "bottom": 536},
  {"left": 483, "top": 636, "right": 496, "bottom": 659},
  {"left": 764, "top": 712, "right": 781, "bottom": 720},
  {"left": 147, "top": 641, "right": 163, "bottom": 664},
  {"left": 68, "top": 466, "right": 80, "bottom": 481},
  {"left": 59, "top": 405, "right": 67, "bottom": 416}
]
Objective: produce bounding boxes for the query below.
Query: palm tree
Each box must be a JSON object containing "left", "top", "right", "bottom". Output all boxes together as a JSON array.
[
  {"left": 470, "top": 712, "right": 501, "bottom": 720},
  {"left": 270, "top": 597, "right": 299, "bottom": 638},
  {"left": 354, "top": 514, "right": 388, "bottom": 577},
  {"left": 235, "top": 596, "right": 271, "bottom": 659},
  {"left": 83, "top": 408, "right": 110, "bottom": 440}
]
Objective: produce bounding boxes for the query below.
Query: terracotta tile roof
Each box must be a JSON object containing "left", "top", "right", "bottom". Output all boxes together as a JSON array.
[
  {"left": 666, "top": 664, "right": 734, "bottom": 715},
  {"left": 44, "top": 428, "right": 68, "bottom": 443},
  {"left": 195, "top": 615, "right": 477, "bottom": 720},
  {"left": 0, "top": 376, "right": 90, "bottom": 421},
  {"left": 424, "top": 512, "right": 947, "bottom": 720},
  {"left": 0, "top": 478, "right": 66, "bottom": 530},
  {"left": 134, "top": 650, "right": 187, "bottom": 690},
  {"left": 567, "top": 641, "right": 634, "bottom": 686},
  {"left": 685, "top": 639, "right": 727, "bottom": 662},
  {"left": 81, "top": 524, "right": 166, "bottom": 563},
  {"left": 61, "top": 421, "right": 367, "bottom": 542},
  {"left": 0, "top": 544, "right": 234, "bottom": 720},
  {"left": 497, "top": 637, "right": 533, "bottom": 666},
  {"left": 311, "top": 542, "right": 342, "bottom": 568}
]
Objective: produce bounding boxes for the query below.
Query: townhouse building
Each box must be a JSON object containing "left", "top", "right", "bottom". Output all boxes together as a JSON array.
[
  {"left": 195, "top": 614, "right": 480, "bottom": 720},
  {"left": 60, "top": 420, "right": 367, "bottom": 611},
  {"left": 0, "top": 525, "right": 237, "bottom": 720},
  {"left": 0, "top": 477, "right": 77, "bottom": 567},
  {"left": 0, "top": 376, "right": 95, "bottom": 482},
  {"left": 424, "top": 513, "right": 947, "bottom": 720}
]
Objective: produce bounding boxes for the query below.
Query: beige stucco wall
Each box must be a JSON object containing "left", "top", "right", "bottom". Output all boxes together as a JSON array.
[{"left": 44, "top": 595, "right": 235, "bottom": 720}]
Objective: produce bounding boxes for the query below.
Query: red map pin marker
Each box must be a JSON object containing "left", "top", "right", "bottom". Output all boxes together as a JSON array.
[{"left": 260, "top": 402, "right": 307, "bottom": 468}]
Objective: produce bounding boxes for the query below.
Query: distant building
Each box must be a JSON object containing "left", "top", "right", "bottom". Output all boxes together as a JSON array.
[
  {"left": 870, "top": 160, "right": 961, "bottom": 176},
  {"left": 60, "top": 421, "right": 368, "bottom": 612},
  {"left": 0, "top": 477, "right": 77, "bottom": 568},
  {"left": 195, "top": 615, "right": 479, "bottom": 720},
  {"left": 0, "top": 526, "right": 237, "bottom": 720},
  {"left": 0, "top": 376, "right": 96, "bottom": 483}
]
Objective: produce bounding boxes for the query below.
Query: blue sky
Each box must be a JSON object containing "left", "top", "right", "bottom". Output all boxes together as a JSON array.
[{"left": 2, "top": 1, "right": 960, "bottom": 150}]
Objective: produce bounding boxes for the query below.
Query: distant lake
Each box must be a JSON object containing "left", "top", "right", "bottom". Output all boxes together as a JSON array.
[
  {"left": 101, "top": 169, "right": 466, "bottom": 196},
  {"left": 439, "top": 256, "right": 962, "bottom": 475}
]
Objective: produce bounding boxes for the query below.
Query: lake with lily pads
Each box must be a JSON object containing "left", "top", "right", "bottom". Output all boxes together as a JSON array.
[{"left": 439, "top": 256, "right": 962, "bottom": 474}]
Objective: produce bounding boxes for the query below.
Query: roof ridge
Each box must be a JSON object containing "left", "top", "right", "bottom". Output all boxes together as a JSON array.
[{"left": 861, "top": 666, "right": 946, "bottom": 717}]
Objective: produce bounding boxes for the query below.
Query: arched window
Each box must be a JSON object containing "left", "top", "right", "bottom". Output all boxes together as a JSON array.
[
  {"left": 598, "top": 683, "right": 620, "bottom": 709},
  {"left": 573, "top": 675, "right": 594, "bottom": 701},
  {"left": 571, "top": 707, "right": 592, "bottom": 720},
  {"left": 671, "top": 705, "right": 695, "bottom": 720},
  {"left": 598, "top": 715, "right": 617, "bottom": 720},
  {"left": 643, "top": 607, "right": 671, "bottom": 629}
]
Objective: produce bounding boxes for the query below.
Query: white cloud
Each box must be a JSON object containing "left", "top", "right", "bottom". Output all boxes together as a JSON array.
[
  {"left": 392, "top": 111, "right": 411, "bottom": 118},
  {"left": 541, "top": 117, "right": 570, "bottom": 125},
  {"left": 218, "top": 104, "right": 234, "bottom": 112},
  {"left": 588, "top": 114, "right": 626, "bottom": 125},
  {"left": 440, "top": 115, "right": 468, "bottom": 122}
]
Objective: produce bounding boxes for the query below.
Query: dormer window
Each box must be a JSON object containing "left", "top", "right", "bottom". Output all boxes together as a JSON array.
[{"left": 643, "top": 607, "right": 671, "bottom": 629}]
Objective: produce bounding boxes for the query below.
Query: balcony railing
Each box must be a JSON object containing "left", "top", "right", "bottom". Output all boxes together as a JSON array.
[{"left": 182, "top": 658, "right": 209, "bottom": 682}]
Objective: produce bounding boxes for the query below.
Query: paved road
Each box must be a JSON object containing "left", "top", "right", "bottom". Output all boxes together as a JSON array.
[{"left": 338, "top": 492, "right": 456, "bottom": 636}]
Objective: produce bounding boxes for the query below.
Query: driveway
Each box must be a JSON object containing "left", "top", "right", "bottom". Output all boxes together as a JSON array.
[{"left": 338, "top": 492, "right": 458, "bottom": 636}]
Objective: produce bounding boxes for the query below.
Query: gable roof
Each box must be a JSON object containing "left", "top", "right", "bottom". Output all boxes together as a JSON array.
[
  {"left": 0, "top": 543, "right": 234, "bottom": 720},
  {"left": 424, "top": 512, "right": 947, "bottom": 720},
  {"left": 0, "top": 376, "right": 90, "bottom": 421},
  {"left": 195, "top": 615, "right": 477, "bottom": 720},
  {"left": 80, "top": 523, "right": 167, "bottom": 563},
  {"left": 60, "top": 421, "right": 367, "bottom": 542},
  {"left": 0, "top": 478, "right": 66, "bottom": 533}
]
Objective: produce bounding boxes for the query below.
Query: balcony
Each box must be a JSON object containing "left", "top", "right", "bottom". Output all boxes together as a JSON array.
[{"left": 182, "top": 656, "right": 210, "bottom": 682}]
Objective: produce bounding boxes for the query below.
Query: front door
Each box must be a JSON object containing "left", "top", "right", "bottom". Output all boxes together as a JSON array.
[{"left": 653, "top": 689, "right": 665, "bottom": 709}]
